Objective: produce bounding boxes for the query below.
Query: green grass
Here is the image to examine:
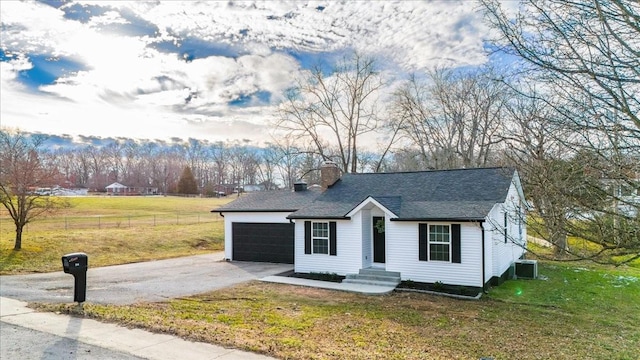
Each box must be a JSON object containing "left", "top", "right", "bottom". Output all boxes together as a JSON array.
[
  {"left": 0, "top": 196, "right": 232, "bottom": 274},
  {"left": 8, "top": 195, "right": 639, "bottom": 358},
  {"left": 528, "top": 238, "right": 640, "bottom": 268},
  {"left": 526, "top": 214, "right": 640, "bottom": 268},
  {"left": 38, "top": 261, "right": 640, "bottom": 360},
  {"left": 63, "top": 195, "right": 223, "bottom": 215}
]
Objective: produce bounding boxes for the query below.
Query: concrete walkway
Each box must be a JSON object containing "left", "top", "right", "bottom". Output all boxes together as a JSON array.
[
  {"left": 0, "top": 297, "right": 276, "bottom": 360},
  {"left": 260, "top": 276, "right": 397, "bottom": 295}
]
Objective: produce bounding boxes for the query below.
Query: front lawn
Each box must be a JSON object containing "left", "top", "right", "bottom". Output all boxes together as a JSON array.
[
  {"left": 37, "top": 261, "right": 640, "bottom": 359},
  {"left": 0, "top": 196, "right": 230, "bottom": 274},
  {"left": 0, "top": 222, "right": 224, "bottom": 274}
]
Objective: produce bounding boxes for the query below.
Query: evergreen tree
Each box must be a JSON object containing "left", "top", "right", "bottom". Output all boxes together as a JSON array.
[{"left": 177, "top": 166, "right": 198, "bottom": 194}]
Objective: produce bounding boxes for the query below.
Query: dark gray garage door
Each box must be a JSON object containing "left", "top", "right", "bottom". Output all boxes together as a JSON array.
[{"left": 232, "top": 222, "right": 294, "bottom": 264}]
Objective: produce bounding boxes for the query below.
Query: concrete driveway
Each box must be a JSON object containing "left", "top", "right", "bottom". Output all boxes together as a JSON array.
[{"left": 0, "top": 252, "right": 292, "bottom": 304}]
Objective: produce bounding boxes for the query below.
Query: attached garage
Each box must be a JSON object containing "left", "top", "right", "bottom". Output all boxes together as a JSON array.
[
  {"left": 215, "top": 186, "right": 322, "bottom": 265},
  {"left": 231, "top": 222, "right": 294, "bottom": 264}
]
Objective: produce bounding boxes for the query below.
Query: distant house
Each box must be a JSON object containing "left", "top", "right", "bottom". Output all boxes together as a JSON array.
[
  {"left": 214, "top": 184, "right": 237, "bottom": 196},
  {"left": 215, "top": 163, "right": 528, "bottom": 291},
  {"left": 213, "top": 183, "right": 266, "bottom": 196},
  {"left": 106, "top": 182, "right": 132, "bottom": 195},
  {"left": 241, "top": 184, "right": 266, "bottom": 192},
  {"left": 105, "top": 182, "right": 158, "bottom": 196}
]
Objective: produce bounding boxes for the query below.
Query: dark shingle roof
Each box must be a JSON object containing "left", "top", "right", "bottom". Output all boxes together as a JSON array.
[
  {"left": 214, "top": 188, "right": 322, "bottom": 213},
  {"left": 288, "top": 167, "right": 515, "bottom": 220}
]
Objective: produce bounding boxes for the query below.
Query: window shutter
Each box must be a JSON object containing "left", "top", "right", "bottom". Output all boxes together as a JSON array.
[
  {"left": 451, "top": 224, "right": 461, "bottom": 263},
  {"left": 419, "top": 223, "right": 428, "bottom": 261},
  {"left": 329, "top": 221, "right": 337, "bottom": 256},
  {"left": 304, "top": 221, "right": 311, "bottom": 254}
]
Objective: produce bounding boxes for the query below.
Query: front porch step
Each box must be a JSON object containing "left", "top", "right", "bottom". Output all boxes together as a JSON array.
[
  {"left": 342, "top": 268, "right": 401, "bottom": 287},
  {"left": 358, "top": 268, "right": 401, "bottom": 278}
]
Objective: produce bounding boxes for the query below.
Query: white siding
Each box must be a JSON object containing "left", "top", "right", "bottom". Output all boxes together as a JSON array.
[
  {"left": 487, "top": 179, "right": 527, "bottom": 278},
  {"left": 361, "top": 209, "right": 372, "bottom": 268},
  {"left": 294, "top": 216, "right": 363, "bottom": 275},
  {"left": 386, "top": 221, "right": 484, "bottom": 287},
  {"left": 222, "top": 212, "right": 292, "bottom": 260}
]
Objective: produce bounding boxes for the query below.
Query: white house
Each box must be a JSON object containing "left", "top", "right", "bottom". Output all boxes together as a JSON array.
[
  {"left": 105, "top": 182, "right": 132, "bottom": 195},
  {"left": 105, "top": 182, "right": 158, "bottom": 195},
  {"left": 215, "top": 163, "right": 527, "bottom": 290}
]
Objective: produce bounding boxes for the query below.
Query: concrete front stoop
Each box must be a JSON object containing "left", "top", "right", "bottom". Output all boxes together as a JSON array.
[{"left": 343, "top": 268, "right": 401, "bottom": 287}]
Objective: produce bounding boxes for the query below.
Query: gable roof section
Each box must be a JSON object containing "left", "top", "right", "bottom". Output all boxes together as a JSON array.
[
  {"left": 288, "top": 167, "right": 515, "bottom": 221},
  {"left": 105, "top": 182, "right": 127, "bottom": 189},
  {"left": 345, "top": 196, "right": 401, "bottom": 218},
  {"left": 214, "top": 188, "right": 322, "bottom": 213}
]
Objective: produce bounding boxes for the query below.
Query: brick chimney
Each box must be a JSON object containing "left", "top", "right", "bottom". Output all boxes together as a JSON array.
[{"left": 320, "top": 161, "right": 341, "bottom": 189}]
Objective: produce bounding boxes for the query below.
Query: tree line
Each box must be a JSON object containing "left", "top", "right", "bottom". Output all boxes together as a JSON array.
[{"left": 2, "top": 0, "right": 638, "bottom": 263}]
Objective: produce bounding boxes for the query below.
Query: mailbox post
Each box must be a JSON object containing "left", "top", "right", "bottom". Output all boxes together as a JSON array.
[{"left": 61, "top": 252, "right": 88, "bottom": 303}]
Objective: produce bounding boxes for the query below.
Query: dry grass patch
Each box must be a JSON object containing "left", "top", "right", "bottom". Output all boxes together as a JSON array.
[
  {"left": 0, "top": 222, "right": 223, "bottom": 274},
  {"left": 0, "top": 196, "right": 230, "bottom": 274},
  {"left": 37, "top": 262, "right": 640, "bottom": 360}
]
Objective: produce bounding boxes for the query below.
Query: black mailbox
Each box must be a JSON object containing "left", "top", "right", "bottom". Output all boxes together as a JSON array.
[
  {"left": 61, "top": 252, "right": 88, "bottom": 303},
  {"left": 62, "top": 253, "right": 88, "bottom": 273}
]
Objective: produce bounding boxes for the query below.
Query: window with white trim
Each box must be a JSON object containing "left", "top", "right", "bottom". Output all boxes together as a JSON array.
[
  {"left": 312, "top": 222, "right": 329, "bottom": 254},
  {"left": 504, "top": 211, "right": 508, "bottom": 244},
  {"left": 518, "top": 205, "right": 523, "bottom": 243},
  {"left": 429, "top": 224, "right": 450, "bottom": 261}
]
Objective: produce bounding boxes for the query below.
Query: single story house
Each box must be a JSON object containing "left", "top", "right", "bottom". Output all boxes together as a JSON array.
[
  {"left": 105, "top": 182, "right": 133, "bottom": 195},
  {"left": 105, "top": 182, "right": 158, "bottom": 195},
  {"left": 215, "top": 163, "right": 527, "bottom": 290}
]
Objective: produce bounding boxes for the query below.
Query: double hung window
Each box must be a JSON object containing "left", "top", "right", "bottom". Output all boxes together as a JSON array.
[
  {"left": 429, "top": 224, "right": 450, "bottom": 261},
  {"left": 312, "top": 222, "right": 329, "bottom": 254}
]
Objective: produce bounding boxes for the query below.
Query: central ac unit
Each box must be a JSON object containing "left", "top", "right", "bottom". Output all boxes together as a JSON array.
[{"left": 515, "top": 260, "right": 538, "bottom": 279}]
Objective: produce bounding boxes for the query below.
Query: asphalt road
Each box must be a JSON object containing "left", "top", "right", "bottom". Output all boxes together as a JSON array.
[{"left": 0, "top": 252, "right": 293, "bottom": 304}]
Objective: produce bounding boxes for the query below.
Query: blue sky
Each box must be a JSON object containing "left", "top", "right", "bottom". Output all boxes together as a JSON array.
[{"left": 1, "top": 0, "right": 498, "bottom": 145}]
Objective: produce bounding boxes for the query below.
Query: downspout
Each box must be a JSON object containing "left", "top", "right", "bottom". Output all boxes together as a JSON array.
[
  {"left": 218, "top": 212, "right": 224, "bottom": 218},
  {"left": 480, "top": 220, "right": 487, "bottom": 293}
]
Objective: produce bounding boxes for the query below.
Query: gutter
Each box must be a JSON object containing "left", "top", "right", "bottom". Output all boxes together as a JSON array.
[
  {"left": 211, "top": 209, "right": 297, "bottom": 213},
  {"left": 287, "top": 216, "right": 351, "bottom": 220},
  {"left": 390, "top": 218, "right": 485, "bottom": 222}
]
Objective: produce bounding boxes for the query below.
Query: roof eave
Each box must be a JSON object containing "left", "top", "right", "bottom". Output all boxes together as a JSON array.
[
  {"left": 212, "top": 209, "right": 298, "bottom": 213},
  {"left": 286, "top": 215, "right": 351, "bottom": 220},
  {"left": 390, "top": 217, "right": 486, "bottom": 222}
]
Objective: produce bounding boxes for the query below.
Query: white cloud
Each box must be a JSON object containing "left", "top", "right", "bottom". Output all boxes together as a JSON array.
[{"left": 1, "top": 0, "right": 493, "bottom": 145}]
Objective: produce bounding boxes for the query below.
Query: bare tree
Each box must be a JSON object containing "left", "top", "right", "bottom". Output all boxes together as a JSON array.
[
  {"left": 481, "top": 0, "right": 639, "bottom": 130},
  {"left": 260, "top": 141, "right": 296, "bottom": 190},
  {"left": 227, "top": 142, "right": 260, "bottom": 190},
  {"left": 210, "top": 141, "right": 229, "bottom": 189},
  {"left": 392, "top": 68, "right": 507, "bottom": 169},
  {"left": 501, "top": 89, "right": 575, "bottom": 256},
  {"left": 0, "top": 129, "right": 68, "bottom": 250},
  {"left": 482, "top": 0, "right": 640, "bottom": 261},
  {"left": 73, "top": 148, "right": 91, "bottom": 187},
  {"left": 481, "top": 0, "right": 640, "bottom": 202},
  {"left": 299, "top": 147, "right": 325, "bottom": 186},
  {"left": 276, "top": 52, "right": 387, "bottom": 173},
  {"left": 86, "top": 145, "right": 110, "bottom": 191},
  {"left": 266, "top": 137, "right": 305, "bottom": 189}
]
